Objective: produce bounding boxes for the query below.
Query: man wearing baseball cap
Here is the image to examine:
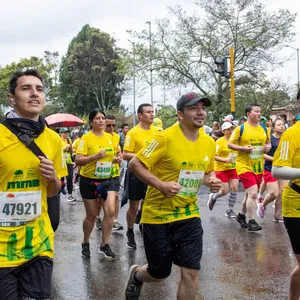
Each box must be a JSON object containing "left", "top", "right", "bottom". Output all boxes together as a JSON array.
[{"left": 124, "top": 92, "right": 221, "bottom": 299}]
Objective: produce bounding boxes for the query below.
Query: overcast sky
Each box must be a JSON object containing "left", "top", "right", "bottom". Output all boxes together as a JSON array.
[{"left": 1, "top": 0, "right": 299, "bottom": 110}]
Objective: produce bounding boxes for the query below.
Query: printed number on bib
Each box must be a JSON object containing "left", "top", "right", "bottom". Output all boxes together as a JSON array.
[
  {"left": 250, "top": 146, "right": 263, "bottom": 160},
  {"left": 178, "top": 170, "right": 204, "bottom": 196},
  {"left": 0, "top": 191, "right": 42, "bottom": 227},
  {"left": 95, "top": 162, "right": 112, "bottom": 179}
]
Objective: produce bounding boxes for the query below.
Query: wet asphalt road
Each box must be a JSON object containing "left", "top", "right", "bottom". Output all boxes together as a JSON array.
[{"left": 51, "top": 186, "right": 292, "bottom": 300}]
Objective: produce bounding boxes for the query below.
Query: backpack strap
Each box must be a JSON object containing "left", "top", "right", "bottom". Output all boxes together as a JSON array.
[
  {"left": 238, "top": 123, "right": 244, "bottom": 142},
  {"left": 1, "top": 119, "right": 46, "bottom": 158},
  {"left": 258, "top": 123, "right": 269, "bottom": 141}
]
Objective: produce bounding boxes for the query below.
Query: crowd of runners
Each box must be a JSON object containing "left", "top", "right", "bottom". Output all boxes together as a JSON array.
[{"left": 0, "top": 69, "right": 300, "bottom": 300}]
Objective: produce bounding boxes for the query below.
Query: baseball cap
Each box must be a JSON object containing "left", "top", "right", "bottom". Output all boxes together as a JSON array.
[
  {"left": 221, "top": 122, "right": 234, "bottom": 131},
  {"left": 261, "top": 116, "right": 267, "bottom": 123},
  {"left": 60, "top": 127, "right": 69, "bottom": 133},
  {"left": 177, "top": 92, "right": 211, "bottom": 111},
  {"left": 222, "top": 114, "right": 234, "bottom": 122}
]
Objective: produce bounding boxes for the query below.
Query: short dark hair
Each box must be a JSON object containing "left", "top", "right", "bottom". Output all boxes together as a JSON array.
[
  {"left": 245, "top": 104, "right": 260, "bottom": 116},
  {"left": 106, "top": 115, "right": 115, "bottom": 120},
  {"left": 137, "top": 103, "right": 152, "bottom": 115},
  {"left": 88, "top": 108, "right": 106, "bottom": 123},
  {"left": 121, "top": 123, "right": 129, "bottom": 129},
  {"left": 9, "top": 69, "right": 44, "bottom": 95}
]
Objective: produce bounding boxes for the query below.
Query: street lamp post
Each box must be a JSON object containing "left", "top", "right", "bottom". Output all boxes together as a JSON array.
[
  {"left": 146, "top": 20, "right": 153, "bottom": 107},
  {"left": 284, "top": 45, "right": 300, "bottom": 88},
  {"left": 132, "top": 42, "right": 136, "bottom": 126}
]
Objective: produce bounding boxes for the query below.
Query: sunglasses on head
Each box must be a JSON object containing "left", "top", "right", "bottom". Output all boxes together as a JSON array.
[{"left": 106, "top": 124, "right": 116, "bottom": 127}]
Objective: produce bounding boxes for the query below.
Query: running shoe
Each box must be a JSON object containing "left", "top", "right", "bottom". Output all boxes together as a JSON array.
[
  {"left": 95, "top": 217, "right": 102, "bottom": 230},
  {"left": 67, "top": 195, "right": 76, "bottom": 202},
  {"left": 207, "top": 193, "right": 216, "bottom": 211},
  {"left": 236, "top": 213, "right": 248, "bottom": 228},
  {"left": 273, "top": 216, "right": 284, "bottom": 223},
  {"left": 257, "top": 203, "right": 265, "bottom": 218},
  {"left": 225, "top": 209, "right": 237, "bottom": 218},
  {"left": 113, "top": 221, "right": 124, "bottom": 231},
  {"left": 99, "top": 244, "right": 115, "bottom": 260},
  {"left": 135, "top": 210, "right": 142, "bottom": 224},
  {"left": 247, "top": 219, "right": 262, "bottom": 231},
  {"left": 124, "top": 265, "right": 143, "bottom": 300},
  {"left": 256, "top": 197, "right": 263, "bottom": 207},
  {"left": 81, "top": 243, "right": 90, "bottom": 257},
  {"left": 126, "top": 231, "right": 137, "bottom": 249}
]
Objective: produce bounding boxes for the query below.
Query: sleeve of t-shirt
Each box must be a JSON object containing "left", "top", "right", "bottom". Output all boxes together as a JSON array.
[
  {"left": 215, "top": 139, "right": 221, "bottom": 156},
  {"left": 228, "top": 126, "right": 241, "bottom": 145},
  {"left": 273, "top": 130, "right": 295, "bottom": 167},
  {"left": 76, "top": 135, "right": 88, "bottom": 156},
  {"left": 136, "top": 131, "right": 166, "bottom": 169},
  {"left": 54, "top": 136, "right": 68, "bottom": 178},
  {"left": 206, "top": 138, "right": 216, "bottom": 173},
  {"left": 123, "top": 132, "right": 135, "bottom": 152}
]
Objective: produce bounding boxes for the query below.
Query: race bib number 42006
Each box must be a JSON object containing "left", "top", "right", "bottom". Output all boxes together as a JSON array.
[
  {"left": 0, "top": 191, "right": 42, "bottom": 227},
  {"left": 178, "top": 170, "right": 204, "bottom": 196}
]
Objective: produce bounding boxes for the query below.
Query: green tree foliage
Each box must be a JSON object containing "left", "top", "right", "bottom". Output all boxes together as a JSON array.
[
  {"left": 155, "top": 105, "right": 177, "bottom": 129},
  {"left": 59, "top": 24, "right": 126, "bottom": 115},
  {"left": 128, "top": 0, "right": 296, "bottom": 120}
]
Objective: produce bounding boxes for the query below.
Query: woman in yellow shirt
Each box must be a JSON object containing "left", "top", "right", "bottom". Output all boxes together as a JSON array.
[{"left": 76, "top": 109, "right": 121, "bottom": 260}]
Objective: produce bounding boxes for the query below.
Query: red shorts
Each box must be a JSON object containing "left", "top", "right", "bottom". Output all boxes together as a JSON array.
[
  {"left": 239, "top": 172, "right": 263, "bottom": 189},
  {"left": 215, "top": 169, "right": 238, "bottom": 183},
  {"left": 263, "top": 169, "right": 277, "bottom": 183}
]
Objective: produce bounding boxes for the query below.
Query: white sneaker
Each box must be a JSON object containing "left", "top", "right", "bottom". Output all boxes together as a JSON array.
[{"left": 67, "top": 195, "right": 76, "bottom": 202}]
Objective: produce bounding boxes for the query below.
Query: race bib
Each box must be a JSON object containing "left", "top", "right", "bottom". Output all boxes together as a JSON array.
[
  {"left": 250, "top": 146, "right": 263, "bottom": 160},
  {"left": 0, "top": 191, "right": 42, "bottom": 227},
  {"left": 63, "top": 153, "right": 70, "bottom": 162},
  {"left": 178, "top": 170, "right": 204, "bottom": 196},
  {"left": 95, "top": 162, "right": 112, "bottom": 179}
]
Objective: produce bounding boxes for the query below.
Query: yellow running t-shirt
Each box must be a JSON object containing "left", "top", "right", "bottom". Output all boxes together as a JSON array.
[
  {"left": 214, "top": 136, "right": 237, "bottom": 171},
  {"left": 137, "top": 123, "right": 215, "bottom": 224},
  {"left": 229, "top": 123, "right": 268, "bottom": 175},
  {"left": 124, "top": 124, "right": 160, "bottom": 155},
  {"left": 273, "top": 122, "right": 300, "bottom": 217},
  {"left": 62, "top": 139, "right": 73, "bottom": 164},
  {"left": 72, "top": 137, "right": 81, "bottom": 154},
  {"left": 111, "top": 132, "right": 121, "bottom": 178},
  {"left": 77, "top": 131, "right": 114, "bottom": 179},
  {"left": 0, "top": 125, "right": 66, "bottom": 267}
]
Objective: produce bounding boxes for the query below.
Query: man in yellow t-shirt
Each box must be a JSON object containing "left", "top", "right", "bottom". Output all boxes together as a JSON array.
[
  {"left": 124, "top": 92, "right": 222, "bottom": 300},
  {"left": 123, "top": 103, "right": 160, "bottom": 250},
  {"left": 95, "top": 115, "right": 124, "bottom": 231},
  {"left": 272, "top": 91, "right": 300, "bottom": 299},
  {"left": 0, "top": 69, "right": 65, "bottom": 299},
  {"left": 228, "top": 104, "right": 271, "bottom": 231}
]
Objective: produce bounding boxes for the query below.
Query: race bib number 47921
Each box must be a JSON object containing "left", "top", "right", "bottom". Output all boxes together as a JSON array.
[
  {"left": 0, "top": 191, "right": 42, "bottom": 227},
  {"left": 178, "top": 170, "right": 204, "bottom": 196}
]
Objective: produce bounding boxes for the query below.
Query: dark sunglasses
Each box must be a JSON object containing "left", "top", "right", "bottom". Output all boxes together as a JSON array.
[{"left": 106, "top": 124, "right": 116, "bottom": 127}]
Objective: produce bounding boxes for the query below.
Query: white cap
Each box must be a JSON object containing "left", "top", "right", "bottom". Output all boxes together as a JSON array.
[
  {"left": 232, "top": 120, "right": 239, "bottom": 127},
  {"left": 222, "top": 122, "right": 234, "bottom": 131}
]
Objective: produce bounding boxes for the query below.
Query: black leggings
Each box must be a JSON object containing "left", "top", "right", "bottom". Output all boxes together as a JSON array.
[
  {"left": 61, "top": 164, "right": 74, "bottom": 194},
  {"left": 47, "top": 194, "right": 60, "bottom": 232}
]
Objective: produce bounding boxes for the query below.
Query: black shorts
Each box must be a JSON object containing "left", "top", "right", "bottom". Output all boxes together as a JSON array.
[
  {"left": 284, "top": 217, "right": 300, "bottom": 254},
  {"left": 128, "top": 171, "right": 147, "bottom": 201},
  {"left": 0, "top": 256, "right": 53, "bottom": 299},
  {"left": 143, "top": 218, "right": 203, "bottom": 279},
  {"left": 79, "top": 176, "right": 119, "bottom": 200}
]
